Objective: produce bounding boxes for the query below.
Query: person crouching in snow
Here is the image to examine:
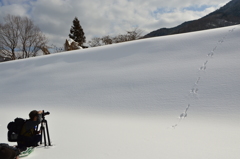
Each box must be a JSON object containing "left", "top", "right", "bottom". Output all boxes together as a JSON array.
[
  {"left": 0, "top": 143, "right": 20, "bottom": 159},
  {"left": 18, "top": 110, "right": 43, "bottom": 148}
]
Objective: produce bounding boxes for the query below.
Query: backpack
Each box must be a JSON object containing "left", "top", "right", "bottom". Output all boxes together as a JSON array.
[{"left": 7, "top": 118, "right": 27, "bottom": 142}]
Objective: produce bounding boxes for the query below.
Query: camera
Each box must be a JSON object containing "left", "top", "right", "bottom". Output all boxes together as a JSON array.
[
  {"left": 39, "top": 110, "right": 51, "bottom": 146},
  {"left": 42, "top": 110, "right": 50, "bottom": 118},
  {"left": 43, "top": 111, "right": 50, "bottom": 116}
]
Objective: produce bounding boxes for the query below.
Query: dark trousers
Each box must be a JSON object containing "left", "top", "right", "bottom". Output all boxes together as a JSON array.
[{"left": 18, "top": 135, "right": 42, "bottom": 148}]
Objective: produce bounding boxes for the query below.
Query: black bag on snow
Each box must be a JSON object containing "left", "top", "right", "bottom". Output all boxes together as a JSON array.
[{"left": 7, "top": 118, "right": 26, "bottom": 142}]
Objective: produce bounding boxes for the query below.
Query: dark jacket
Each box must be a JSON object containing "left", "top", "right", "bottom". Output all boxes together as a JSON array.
[
  {"left": 18, "top": 114, "right": 42, "bottom": 147},
  {"left": 20, "top": 114, "right": 42, "bottom": 137}
]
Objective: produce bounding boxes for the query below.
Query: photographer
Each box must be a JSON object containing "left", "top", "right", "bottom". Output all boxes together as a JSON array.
[
  {"left": 0, "top": 143, "right": 20, "bottom": 159},
  {"left": 17, "top": 110, "right": 43, "bottom": 148}
]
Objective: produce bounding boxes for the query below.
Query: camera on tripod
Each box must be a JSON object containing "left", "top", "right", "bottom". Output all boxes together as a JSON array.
[
  {"left": 42, "top": 111, "right": 50, "bottom": 118},
  {"left": 37, "top": 110, "right": 51, "bottom": 146}
]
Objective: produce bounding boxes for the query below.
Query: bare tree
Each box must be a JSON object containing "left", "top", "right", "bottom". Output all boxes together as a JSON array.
[
  {"left": 0, "top": 15, "right": 48, "bottom": 60},
  {"left": 126, "top": 28, "right": 143, "bottom": 41},
  {"left": 51, "top": 44, "right": 64, "bottom": 53},
  {"left": 88, "top": 28, "right": 143, "bottom": 47},
  {"left": 19, "top": 16, "right": 48, "bottom": 58},
  {"left": 113, "top": 34, "right": 127, "bottom": 43},
  {"left": 0, "top": 15, "right": 21, "bottom": 60},
  {"left": 101, "top": 35, "right": 113, "bottom": 45},
  {"left": 88, "top": 37, "right": 102, "bottom": 47}
]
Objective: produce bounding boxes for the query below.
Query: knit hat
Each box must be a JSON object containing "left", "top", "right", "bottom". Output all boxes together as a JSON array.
[{"left": 0, "top": 145, "right": 16, "bottom": 159}]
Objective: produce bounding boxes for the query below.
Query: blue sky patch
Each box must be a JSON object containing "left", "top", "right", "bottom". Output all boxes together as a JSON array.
[
  {"left": 153, "top": 8, "right": 175, "bottom": 14},
  {"left": 183, "top": 5, "right": 215, "bottom": 11},
  {"left": 151, "top": 7, "right": 175, "bottom": 19}
]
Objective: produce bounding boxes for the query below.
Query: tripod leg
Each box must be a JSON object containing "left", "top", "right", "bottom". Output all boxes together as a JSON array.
[
  {"left": 45, "top": 120, "right": 52, "bottom": 146},
  {"left": 40, "top": 125, "right": 44, "bottom": 144},
  {"left": 43, "top": 126, "right": 47, "bottom": 146},
  {"left": 40, "top": 122, "right": 47, "bottom": 146}
]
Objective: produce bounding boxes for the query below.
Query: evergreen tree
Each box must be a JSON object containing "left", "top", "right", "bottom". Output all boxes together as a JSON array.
[{"left": 69, "top": 17, "right": 86, "bottom": 47}]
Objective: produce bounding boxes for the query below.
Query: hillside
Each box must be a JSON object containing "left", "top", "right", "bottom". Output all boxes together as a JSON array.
[
  {"left": 144, "top": 0, "right": 240, "bottom": 38},
  {"left": 0, "top": 25, "right": 240, "bottom": 159}
]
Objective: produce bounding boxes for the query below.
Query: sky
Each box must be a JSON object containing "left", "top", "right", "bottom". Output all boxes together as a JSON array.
[{"left": 0, "top": 0, "right": 229, "bottom": 47}]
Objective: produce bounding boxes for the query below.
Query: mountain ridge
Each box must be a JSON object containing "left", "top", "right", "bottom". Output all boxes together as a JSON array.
[{"left": 144, "top": 0, "right": 240, "bottom": 38}]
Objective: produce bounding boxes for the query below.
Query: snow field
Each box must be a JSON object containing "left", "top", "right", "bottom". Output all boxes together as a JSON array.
[{"left": 0, "top": 25, "right": 240, "bottom": 159}]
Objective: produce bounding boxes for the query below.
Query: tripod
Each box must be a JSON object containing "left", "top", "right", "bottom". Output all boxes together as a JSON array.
[{"left": 38, "top": 110, "right": 51, "bottom": 146}]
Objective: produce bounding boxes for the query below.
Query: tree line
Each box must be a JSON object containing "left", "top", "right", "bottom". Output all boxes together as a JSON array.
[
  {"left": 88, "top": 28, "right": 143, "bottom": 47},
  {"left": 0, "top": 15, "right": 143, "bottom": 61}
]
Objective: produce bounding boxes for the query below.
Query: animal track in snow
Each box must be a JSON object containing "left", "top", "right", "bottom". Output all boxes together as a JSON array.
[
  {"left": 179, "top": 104, "right": 190, "bottom": 119},
  {"left": 229, "top": 28, "right": 235, "bottom": 32},
  {"left": 199, "top": 65, "right": 207, "bottom": 71},
  {"left": 219, "top": 38, "right": 225, "bottom": 43},
  {"left": 171, "top": 26, "right": 238, "bottom": 128},
  {"left": 190, "top": 88, "right": 199, "bottom": 94},
  {"left": 195, "top": 77, "right": 201, "bottom": 85},
  {"left": 213, "top": 46, "right": 217, "bottom": 52},
  {"left": 199, "top": 60, "right": 209, "bottom": 70},
  {"left": 207, "top": 52, "right": 214, "bottom": 57},
  {"left": 204, "top": 60, "right": 208, "bottom": 65},
  {"left": 172, "top": 124, "right": 178, "bottom": 128},
  {"left": 171, "top": 104, "right": 191, "bottom": 128},
  {"left": 179, "top": 112, "right": 187, "bottom": 118}
]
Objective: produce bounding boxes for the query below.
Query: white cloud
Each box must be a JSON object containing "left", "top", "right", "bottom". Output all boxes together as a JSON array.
[
  {"left": 0, "top": 0, "right": 230, "bottom": 47},
  {"left": 0, "top": 3, "right": 29, "bottom": 20}
]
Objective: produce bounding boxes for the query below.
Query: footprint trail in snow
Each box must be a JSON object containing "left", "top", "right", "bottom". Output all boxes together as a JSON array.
[{"left": 171, "top": 25, "right": 239, "bottom": 128}]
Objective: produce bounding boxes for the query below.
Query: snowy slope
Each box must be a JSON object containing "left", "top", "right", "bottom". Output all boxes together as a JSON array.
[{"left": 0, "top": 25, "right": 240, "bottom": 159}]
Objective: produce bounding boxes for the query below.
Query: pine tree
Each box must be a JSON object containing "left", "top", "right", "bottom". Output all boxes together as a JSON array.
[{"left": 69, "top": 17, "right": 86, "bottom": 47}]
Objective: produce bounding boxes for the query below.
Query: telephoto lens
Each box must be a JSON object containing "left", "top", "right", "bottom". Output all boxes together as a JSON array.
[
  {"left": 44, "top": 112, "right": 50, "bottom": 116},
  {"left": 42, "top": 111, "right": 50, "bottom": 118}
]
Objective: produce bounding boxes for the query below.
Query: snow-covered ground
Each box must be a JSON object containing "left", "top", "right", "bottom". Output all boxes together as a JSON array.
[{"left": 0, "top": 25, "right": 240, "bottom": 159}]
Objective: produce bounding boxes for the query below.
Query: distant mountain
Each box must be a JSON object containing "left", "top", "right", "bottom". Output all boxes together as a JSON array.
[{"left": 143, "top": 0, "right": 240, "bottom": 38}]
